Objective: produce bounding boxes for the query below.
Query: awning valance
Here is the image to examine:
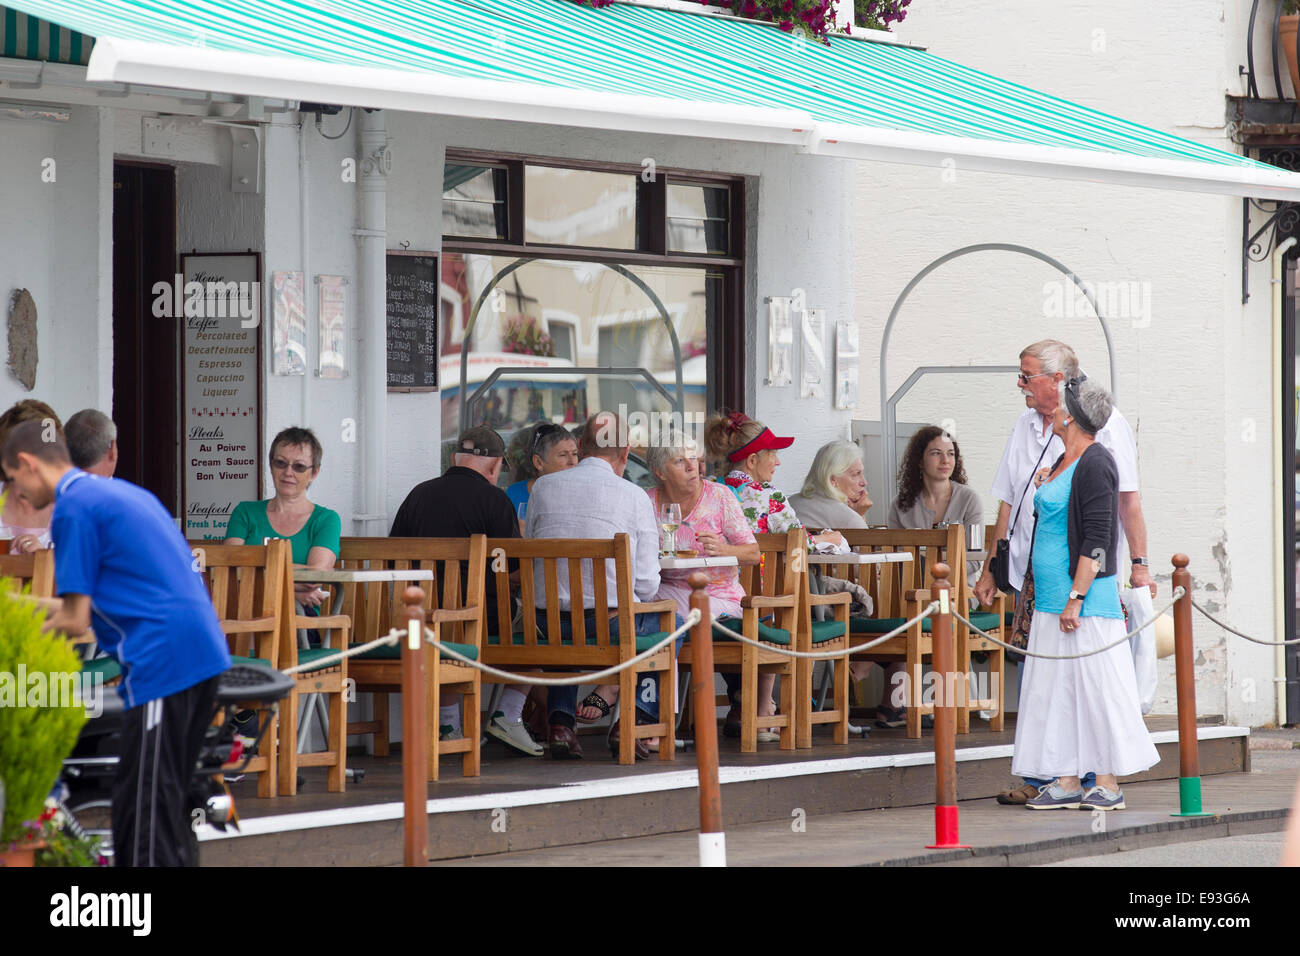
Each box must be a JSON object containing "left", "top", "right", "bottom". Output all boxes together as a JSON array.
[{"left": 6, "top": 0, "right": 1298, "bottom": 200}]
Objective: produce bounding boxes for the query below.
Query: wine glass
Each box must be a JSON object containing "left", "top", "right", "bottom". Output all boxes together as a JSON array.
[{"left": 659, "top": 502, "right": 682, "bottom": 556}]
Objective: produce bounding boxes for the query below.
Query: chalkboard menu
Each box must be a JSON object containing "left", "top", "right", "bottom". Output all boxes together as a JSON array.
[{"left": 386, "top": 252, "right": 438, "bottom": 390}]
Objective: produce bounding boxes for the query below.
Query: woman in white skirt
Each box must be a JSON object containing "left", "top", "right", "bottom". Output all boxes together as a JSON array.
[{"left": 1012, "top": 375, "right": 1158, "bottom": 810}]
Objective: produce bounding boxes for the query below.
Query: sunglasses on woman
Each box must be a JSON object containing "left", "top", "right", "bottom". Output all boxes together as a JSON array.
[{"left": 271, "top": 457, "right": 313, "bottom": 474}]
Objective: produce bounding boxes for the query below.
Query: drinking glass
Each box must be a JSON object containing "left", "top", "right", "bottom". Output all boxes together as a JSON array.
[{"left": 659, "top": 502, "right": 682, "bottom": 556}]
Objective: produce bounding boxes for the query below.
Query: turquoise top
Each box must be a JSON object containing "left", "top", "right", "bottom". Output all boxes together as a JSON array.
[
  {"left": 506, "top": 480, "right": 530, "bottom": 516},
  {"left": 1030, "top": 461, "right": 1122, "bottom": 620},
  {"left": 225, "top": 500, "right": 341, "bottom": 565}
]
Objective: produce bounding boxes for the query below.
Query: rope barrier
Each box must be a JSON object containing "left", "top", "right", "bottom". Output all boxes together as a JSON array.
[
  {"left": 414, "top": 609, "right": 702, "bottom": 685},
  {"left": 949, "top": 587, "right": 1185, "bottom": 661},
  {"left": 1190, "top": 598, "right": 1300, "bottom": 646},
  {"left": 280, "top": 630, "right": 401, "bottom": 675},
  {"left": 707, "top": 603, "right": 940, "bottom": 659}
]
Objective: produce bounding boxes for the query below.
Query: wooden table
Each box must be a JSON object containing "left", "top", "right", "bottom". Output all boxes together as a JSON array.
[
  {"left": 807, "top": 551, "right": 914, "bottom": 566},
  {"left": 659, "top": 555, "right": 740, "bottom": 570},
  {"left": 293, "top": 566, "right": 434, "bottom": 616}
]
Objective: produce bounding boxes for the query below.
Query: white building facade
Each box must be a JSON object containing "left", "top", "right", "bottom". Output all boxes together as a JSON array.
[{"left": 862, "top": 0, "right": 1298, "bottom": 726}]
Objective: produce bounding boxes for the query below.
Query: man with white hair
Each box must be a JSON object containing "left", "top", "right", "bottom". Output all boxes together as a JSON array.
[
  {"left": 973, "top": 339, "right": 1155, "bottom": 805},
  {"left": 65, "top": 408, "right": 118, "bottom": 477}
]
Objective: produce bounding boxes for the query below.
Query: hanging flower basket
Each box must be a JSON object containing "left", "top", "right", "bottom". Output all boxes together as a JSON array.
[{"left": 569, "top": 0, "right": 914, "bottom": 40}]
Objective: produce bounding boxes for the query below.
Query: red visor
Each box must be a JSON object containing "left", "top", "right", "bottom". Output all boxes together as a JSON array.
[{"left": 728, "top": 427, "right": 794, "bottom": 462}]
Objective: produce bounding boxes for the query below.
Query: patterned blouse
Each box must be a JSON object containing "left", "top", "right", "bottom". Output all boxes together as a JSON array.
[
  {"left": 718, "top": 469, "right": 805, "bottom": 536},
  {"left": 648, "top": 481, "right": 753, "bottom": 619}
]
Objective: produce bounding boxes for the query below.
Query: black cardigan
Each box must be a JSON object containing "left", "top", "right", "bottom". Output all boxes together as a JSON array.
[{"left": 1044, "top": 442, "right": 1119, "bottom": 581}]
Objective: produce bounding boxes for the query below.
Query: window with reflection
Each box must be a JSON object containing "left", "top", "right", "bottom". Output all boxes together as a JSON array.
[
  {"left": 524, "top": 166, "right": 638, "bottom": 249},
  {"left": 667, "top": 183, "right": 730, "bottom": 254},
  {"left": 439, "top": 252, "right": 715, "bottom": 446},
  {"left": 442, "top": 164, "right": 508, "bottom": 239}
]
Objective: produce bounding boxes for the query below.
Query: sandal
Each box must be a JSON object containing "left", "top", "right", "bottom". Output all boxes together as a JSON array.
[{"left": 577, "top": 690, "right": 613, "bottom": 724}]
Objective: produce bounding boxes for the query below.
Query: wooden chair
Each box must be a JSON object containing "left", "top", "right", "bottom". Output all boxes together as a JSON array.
[
  {"left": 339, "top": 535, "right": 486, "bottom": 781},
  {"left": 481, "top": 534, "right": 676, "bottom": 765},
  {"left": 827, "top": 526, "right": 1005, "bottom": 736},
  {"left": 191, "top": 540, "right": 289, "bottom": 798},
  {"left": 679, "top": 528, "right": 801, "bottom": 753},
  {"left": 279, "top": 559, "right": 351, "bottom": 794},
  {"left": 795, "top": 543, "right": 851, "bottom": 749}
]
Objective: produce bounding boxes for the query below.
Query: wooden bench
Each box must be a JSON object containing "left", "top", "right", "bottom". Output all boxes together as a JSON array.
[
  {"left": 338, "top": 535, "right": 487, "bottom": 781},
  {"left": 481, "top": 533, "right": 677, "bottom": 765}
]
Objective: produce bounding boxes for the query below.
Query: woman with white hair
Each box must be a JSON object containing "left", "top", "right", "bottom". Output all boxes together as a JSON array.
[
  {"left": 788, "top": 440, "right": 872, "bottom": 529},
  {"left": 1015, "top": 375, "right": 1158, "bottom": 810}
]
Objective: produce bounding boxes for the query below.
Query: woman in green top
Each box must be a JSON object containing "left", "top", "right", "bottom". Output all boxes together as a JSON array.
[{"left": 224, "top": 426, "right": 341, "bottom": 609}]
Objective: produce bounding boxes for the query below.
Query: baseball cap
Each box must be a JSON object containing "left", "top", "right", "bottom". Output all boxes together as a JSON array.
[
  {"left": 728, "top": 426, "right": 794, "bottom": 462},
  {"left": 457, "top": 425, "right": 505, "bottom": 458}
]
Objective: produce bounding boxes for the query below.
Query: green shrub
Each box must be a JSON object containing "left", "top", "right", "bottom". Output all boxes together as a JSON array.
[{"left": 0, "top": 581, "right": 88, "bottom": 844}]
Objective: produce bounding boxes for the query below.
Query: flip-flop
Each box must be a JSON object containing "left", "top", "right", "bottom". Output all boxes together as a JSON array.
[{"left": 577, "top": 690, "right": 613, "bottom": 724}]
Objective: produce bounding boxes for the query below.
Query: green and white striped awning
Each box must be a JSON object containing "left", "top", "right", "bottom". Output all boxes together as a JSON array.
[
  {"left": 1, "top": 4, "right": 91, "bottom": 64},
  {"left": 5, "top": 0, "right": 1298, "bottom": 200}
]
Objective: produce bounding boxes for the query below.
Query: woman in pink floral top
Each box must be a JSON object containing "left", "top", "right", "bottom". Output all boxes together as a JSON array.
[
  {"left": 701, "top": 412, "right": 845, "bottom": 739},
  {"left": 578, "top": 433, "right": 759, "bottom": 729},
  {"left": 704, "top": 412, "right": 845, "bottom": 549}
]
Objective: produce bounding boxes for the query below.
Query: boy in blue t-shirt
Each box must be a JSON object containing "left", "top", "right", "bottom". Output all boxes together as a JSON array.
[{"left": 3, "top": 420, "right": 230, "bottom": 867}]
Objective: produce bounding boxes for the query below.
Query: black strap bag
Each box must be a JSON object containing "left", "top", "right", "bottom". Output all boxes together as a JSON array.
[{"left": 987, "top": 442, "right": 1051, "bottom": 594}]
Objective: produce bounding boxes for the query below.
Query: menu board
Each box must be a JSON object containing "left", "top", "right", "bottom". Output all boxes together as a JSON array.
[
  {"left": 386, "top": 252, "right": 438, "bottom": 390},
  {"left": 181, "top": 253, "right": 262, "bottom": 540}
]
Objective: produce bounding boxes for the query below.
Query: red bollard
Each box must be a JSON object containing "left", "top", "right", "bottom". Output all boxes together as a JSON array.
[
  {"left": 688, "top": 572, "right": 726, "bottom": 866},
  {"left": 401, "top": 586, "right": 428, "bottom": 866},
  {"left": 926, "top": 564, "right": 970, "bottom": 849}
]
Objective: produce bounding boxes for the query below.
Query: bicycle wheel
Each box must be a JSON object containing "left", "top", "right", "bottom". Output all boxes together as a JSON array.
[{"left": 65, "top": 798, "right": 114, "bottom": 863}]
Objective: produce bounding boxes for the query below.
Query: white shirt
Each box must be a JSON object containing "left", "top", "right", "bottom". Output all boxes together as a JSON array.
[
  {"left": 990, "top": 406, "right": 1139, "bottom": 591},
  {"left": 524, "top": 456, "right": 660, "bottom": 610}
]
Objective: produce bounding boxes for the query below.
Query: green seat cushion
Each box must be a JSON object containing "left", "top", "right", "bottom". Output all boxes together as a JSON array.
[
  {"left": 810, "top": 620, "right": 846, "bottom": 644},
  {"left": 349, "top": 641, "right": 479, "bottom": 662},
  {"left": 1005, "top": 611, "right": 1015, "bottom": 626},
  {"left": 713, "top": 616, "right": 791, "bottom": 646},
  {"left": 851, "top": 612, "right": 1002, "bottom": 636},
  {"left": 228, "top": 654, "right": 271, "bottom": 667},
  {"left": 485, "top": 632, "right": 668, "bottom": 652},
  {"left": 80, "top": 657, "right": 121, "bottom": 681},
  {"left": 850, "top": 616, "right": 920, "bottom": 634}
]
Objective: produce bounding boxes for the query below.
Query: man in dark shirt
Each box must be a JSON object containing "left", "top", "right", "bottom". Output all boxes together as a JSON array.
[{"left": 389, "top": 426, "right": 540, "bottom": 756}]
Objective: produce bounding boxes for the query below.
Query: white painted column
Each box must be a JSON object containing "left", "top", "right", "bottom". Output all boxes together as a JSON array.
[{"left": 356, "top": 110, "right": 390, "bottom": 533}]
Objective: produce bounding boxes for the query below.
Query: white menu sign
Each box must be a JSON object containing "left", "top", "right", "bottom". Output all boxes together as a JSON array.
[{"left": 181, "top": 253, "right": 261, "bottom": 540}]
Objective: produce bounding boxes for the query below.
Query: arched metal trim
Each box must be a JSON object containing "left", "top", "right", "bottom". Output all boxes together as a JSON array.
[
  {"left": 458, "top": 257, "right": 684, "bottom": 433},
  {"left": 879, "top": 242, "right": 1118, "bottom": 502}
]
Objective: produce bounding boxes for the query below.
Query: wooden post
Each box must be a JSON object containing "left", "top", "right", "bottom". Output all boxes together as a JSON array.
[
  {"left": 1171, "top": 555, "right": 1211, "bottom": 816},
  {"left": 401, "top": 586, "right": 428, "bottom": 865},
  {"left": 688, "top": 572, "right": 725, "bottom": 866},
  {"left": 926, "top": 563, "right": 969, "bottom": 849}
]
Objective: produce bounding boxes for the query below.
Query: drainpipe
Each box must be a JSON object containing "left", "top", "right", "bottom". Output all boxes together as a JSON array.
[
  {"left": 298, "top": 115, "right": 312, "bottom": 443},
  {"left": 354, "top": 110, "right": 391, "bottom": 534},
  {"left": 1272, "top": 236, "right": 1296, "bottom": 727}
]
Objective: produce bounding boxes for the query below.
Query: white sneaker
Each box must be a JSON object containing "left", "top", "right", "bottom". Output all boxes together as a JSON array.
[{"left": 486, "top": 715, "right": 544, "bottom": 756}]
